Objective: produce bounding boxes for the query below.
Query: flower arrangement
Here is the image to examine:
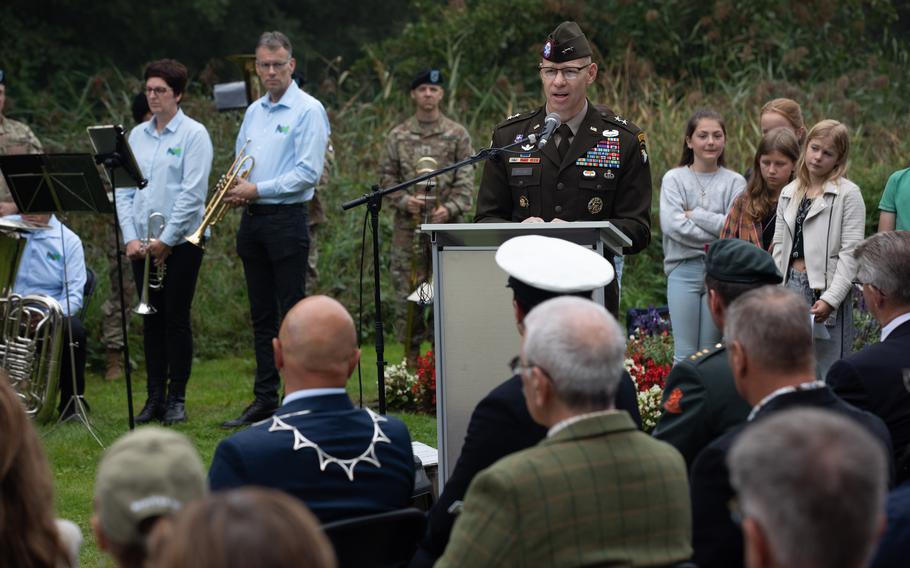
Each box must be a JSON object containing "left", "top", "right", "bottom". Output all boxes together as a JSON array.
[
  {"left": 383, "top": 350, "right": 436, "bottom": 415},
  {"left": 625, "top": 307, "right": 674, "bottom": 432}
]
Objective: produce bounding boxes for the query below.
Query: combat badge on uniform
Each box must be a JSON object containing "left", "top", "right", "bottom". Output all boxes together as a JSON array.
[
  {"left": 588, "top": 197, "right": 603, "bottom": 214},
  {"left": 663, "top": 387, "right": 683, "bottom": 414},
  {"left": 519, "top": 195, "right": 529, "bottom": 208}
]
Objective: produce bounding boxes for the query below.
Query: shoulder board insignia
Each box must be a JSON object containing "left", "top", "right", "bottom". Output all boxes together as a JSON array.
[{"left": 506, "top": 113, "right": 521, "bottom": 120}]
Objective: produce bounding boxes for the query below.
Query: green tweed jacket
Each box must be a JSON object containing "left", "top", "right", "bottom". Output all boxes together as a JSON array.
[{"left": 436, "top": 411, "right": 692, "bottom": 567}]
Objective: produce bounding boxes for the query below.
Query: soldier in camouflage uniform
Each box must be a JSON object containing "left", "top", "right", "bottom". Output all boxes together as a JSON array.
[
  {"left": 0, "top": 70, "right": 43, "bottom": 216},
  {"left": 100, "top": 92, "right": 149, "bottom": 380},
  {"left": 305, "top": 140, "right": 333, "bottom": 292},
  {"left": 378, "top": 68, "right": 474, "bottom": 365}
]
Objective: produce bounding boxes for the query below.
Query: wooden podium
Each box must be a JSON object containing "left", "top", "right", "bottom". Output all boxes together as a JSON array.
[{"left": 420, "top": 221, "right": 631, "bottom": 489}]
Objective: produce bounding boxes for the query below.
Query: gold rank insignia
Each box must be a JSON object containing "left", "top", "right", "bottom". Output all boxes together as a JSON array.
[
  {"left": 588, "top": 197, "right": 603, "bottom": 214},
  {"left": 519, "top": 195, "right": 529, "bottom": 208}
]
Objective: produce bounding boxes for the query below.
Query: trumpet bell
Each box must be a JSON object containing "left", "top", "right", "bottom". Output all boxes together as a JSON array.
[{"left": 133, "top": 301, "right": 157, "bottom": 316}]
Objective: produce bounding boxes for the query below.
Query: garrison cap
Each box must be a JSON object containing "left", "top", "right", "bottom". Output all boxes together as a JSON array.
[
  {"left": 542, "top": 21, "right": 592, "bottom": 63},
  {"left": 94, "top": 427, "right": 207, "bottom": 546},
  {"left": 706, "top": 238, "right": 783, "bottom": 284},
  {"left": 496, "top": 235, "right": 614, "bottom": 293},
  {"left": 410, "top": 68, "right": 444, "bottom": 90}
]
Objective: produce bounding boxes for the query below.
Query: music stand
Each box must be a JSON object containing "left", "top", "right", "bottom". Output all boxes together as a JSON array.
[{"left": 0, "top": 152, "right": 110, "bottom": 445}]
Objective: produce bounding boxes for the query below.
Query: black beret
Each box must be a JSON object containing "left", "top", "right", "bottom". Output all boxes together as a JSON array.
[
  {"left": 706, "top": 239, "right": 783, "bottom": 284},
  {"left": 542, "top": 21, "right": 592, "bottom": 63},
  {"left": 410, "top": 69, "right": 444, "bottom": 90}
]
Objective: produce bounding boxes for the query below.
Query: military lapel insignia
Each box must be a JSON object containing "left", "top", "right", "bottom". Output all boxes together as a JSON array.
[
  {"left": 589, "top": 126, "right": 598, "bottom": 133},
  {"left": 588, "top": 197, "right": 603, "bottom": 214},
  {"left": 602, "top": 129, "right": 619, "bottom": 137},
  {"left": 576, "top": 139, "right": 621, "bottom": 169},
  {"left": 268, "top": 407, "right": 392, "bottom": 482},
  {"left": 519, "top": 195, "right": 529, "bottom": 208},
  {"left": 613, "top": 115, "right": 628, "bottom": 125}
]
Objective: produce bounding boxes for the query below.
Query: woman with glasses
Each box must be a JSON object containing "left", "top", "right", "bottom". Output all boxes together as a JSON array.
[{"left": 116, "top": 58, "right": 213, "bottom": 425}]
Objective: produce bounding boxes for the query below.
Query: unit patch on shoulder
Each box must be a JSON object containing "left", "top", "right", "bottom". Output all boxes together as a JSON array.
[{"left": 664, "top": 387, "right": 683, "bottom": 414}]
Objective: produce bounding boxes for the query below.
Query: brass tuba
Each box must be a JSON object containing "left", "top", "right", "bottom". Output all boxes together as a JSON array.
[
  {"left": 186, "top": 139, "right": 255, "bottom": 249},
  {"left": 0, "top": 224, "right": 63, "bottom": 422},
  {"left": 0, "top": 294, "right": 64, "bottom": 422}
]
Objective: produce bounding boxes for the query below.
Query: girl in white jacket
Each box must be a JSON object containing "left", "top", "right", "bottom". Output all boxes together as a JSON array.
[{"left": 771, "top": 120, "right": 865, "bottom": 376}]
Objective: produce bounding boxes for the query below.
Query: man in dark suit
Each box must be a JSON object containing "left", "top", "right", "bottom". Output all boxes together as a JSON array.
[
  {"left": 209, "top": 296, "right": 415, "bottom": 523},
  {"left": 827, "top": 231, "right": 910, "bottom": 482},
  {"left": 654, "top": 238, "right": 782, "bottom": 467},
  {"left": 690, "top": 286, "right": 893, "bottom": 568},
  {"left": 728, "top": 409, "right": 888, "bottom": 568},
  {"left": 437, "top": 297, "right": 691, "bottom": 567},
  {"left": 409, "top": 235, "right": 642, "bottom": 567}
]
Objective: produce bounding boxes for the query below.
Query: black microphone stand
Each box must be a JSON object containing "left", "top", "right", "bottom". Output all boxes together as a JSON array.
[
  {"left": 94, "top": 126, "right": 147, "bottom": 430},
  {"left": 342, "top": 135, "right": 539, "bottom": 414}
]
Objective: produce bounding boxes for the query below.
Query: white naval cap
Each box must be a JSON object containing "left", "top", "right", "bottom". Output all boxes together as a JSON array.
[{"left": 495, "top": 235, "right": 614, "bottom": 292}]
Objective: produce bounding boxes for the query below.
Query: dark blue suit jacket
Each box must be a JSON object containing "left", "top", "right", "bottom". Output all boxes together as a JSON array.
[
  {"left": 209, "top": 394, "right": 415, "bottom": 524},
  {"left": 871, "top": 481, "right": 910, "bottom": 568},
  {"left": 827, "top": 319, "right": 910, "bottom": 480},
  {"left": 409, "top": 371, "right": 641, "bottom": 567},
  {"left": 690, "top": 386, "right": 894, "bottom": 568}
]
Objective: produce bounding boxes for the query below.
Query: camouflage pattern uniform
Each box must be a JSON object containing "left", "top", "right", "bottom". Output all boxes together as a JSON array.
[
  {"left": 378, "top": 114, "right": 474, "bottom": 362},
  {"left": 306, "top": 140, "right": 334, "bottom": 292},
  {"left": 0, "top": 115, "right": 42, "bottom": 204}
]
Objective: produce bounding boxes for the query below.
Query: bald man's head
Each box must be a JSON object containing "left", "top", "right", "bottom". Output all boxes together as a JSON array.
[{"left": 274, "top": 296, "right": 360, "bottom": 390}]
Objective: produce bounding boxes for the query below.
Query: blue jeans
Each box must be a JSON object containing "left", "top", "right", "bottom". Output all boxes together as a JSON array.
[{"left": 667, "top": 258, "right": 720, "bottom": 363}]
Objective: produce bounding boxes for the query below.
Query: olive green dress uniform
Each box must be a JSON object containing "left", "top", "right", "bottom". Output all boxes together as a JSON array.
[
  {"left": 652, "top": 341, "right": 751, "bottom": 468},
  {"left": 474, "top": 104, "right": 651, "bottom": 314}
]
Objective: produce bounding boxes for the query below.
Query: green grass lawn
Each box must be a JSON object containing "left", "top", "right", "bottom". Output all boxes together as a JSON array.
[{"left": 37, "top": 344, "right": 437, "bottom": 566}]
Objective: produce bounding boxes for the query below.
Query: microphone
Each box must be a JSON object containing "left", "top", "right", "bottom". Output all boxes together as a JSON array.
[{"left": 536, "top": 112, "right": 562, "bottom": 148}]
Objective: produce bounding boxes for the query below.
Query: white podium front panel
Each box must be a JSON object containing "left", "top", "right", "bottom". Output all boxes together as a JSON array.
[{"left": 435, "top": 248, "right": 518, "bottom": 484}]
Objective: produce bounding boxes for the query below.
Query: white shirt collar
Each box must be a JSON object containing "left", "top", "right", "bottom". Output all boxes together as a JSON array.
[
  {"left": 546, "top": 408, "right": 618, "bottom": 438},
  {"left": 282, "top": 387, "right": 346, "bottom": 406},
  {"left": 881, "top": 311, "right": 910, "bottom": 342}
]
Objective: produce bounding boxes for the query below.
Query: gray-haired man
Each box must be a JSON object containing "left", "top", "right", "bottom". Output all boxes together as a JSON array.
[
  {"left": 690, "top": 286, "right": 893, "bottom": 568},
  {"left": 728, "top": 408, "right": 887, "bottom": 568}
]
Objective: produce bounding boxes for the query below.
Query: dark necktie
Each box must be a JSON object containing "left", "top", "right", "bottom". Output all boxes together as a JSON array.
[{"left": 556, "top": 124, "right": 572, "bottom": 161}]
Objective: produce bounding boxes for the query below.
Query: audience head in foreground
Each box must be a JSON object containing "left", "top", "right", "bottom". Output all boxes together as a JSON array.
[
  {"left": 520, "top": 295, "right": 625, "bottom": 422},
  {"left": 724, "top": 285, "right": 816, "bottom": 404},
  {"left": 436, "top": 296, "right": 691, "bottom": 568},
  {"left": 0, "top": 373, "right": 75, "bottom": 568},
  {"left": 92, "top": 426, "right": 206, "bottom": 568},
  {"left": 148, "top": 487, "right": 336, "bottom": 568},
  {"left": 854, "top": 230, "right": 910, "bottom": 324},
  {"left": 729, "top": 408, "right": 887, "bottom": 568},
  {"left": 208, "top": 295, "right": 415, "bottom": 524}
]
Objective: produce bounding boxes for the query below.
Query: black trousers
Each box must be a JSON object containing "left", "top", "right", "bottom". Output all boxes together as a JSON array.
[
  {"left": 237, "top": 204, "right": 309, "bottom": 406},
  {"left": 131, "top": 242, "right": 204, "bottom": 394},
  {"left": 57, "top": 316, "right": 86, "bottom": 412}
]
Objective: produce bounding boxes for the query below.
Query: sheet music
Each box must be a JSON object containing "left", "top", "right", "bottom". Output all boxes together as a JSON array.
[{"left": 412, "top": 441, "right": 439, "bottom": 467}]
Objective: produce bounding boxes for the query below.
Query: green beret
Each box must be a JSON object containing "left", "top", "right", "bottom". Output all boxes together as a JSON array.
[
  {"left": 706, "top": 239, "right": 783, "bottom": 284},
  {"left": 410, "top": 68, "right": 444, "bottom": 90},
  {"left": 542, "top": 21, "right": 592, "bottom": 63}
]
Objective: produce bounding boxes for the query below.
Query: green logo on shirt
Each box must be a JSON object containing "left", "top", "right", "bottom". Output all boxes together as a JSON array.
[
  {"left": 276, "top": 125, "right": 290, "bottom": 134},
  {"left": 46, "top": 251, "right": 61, "bottom": 262},
  {"left": 167, "top": 147, "right": 183, "bottom": 156}
]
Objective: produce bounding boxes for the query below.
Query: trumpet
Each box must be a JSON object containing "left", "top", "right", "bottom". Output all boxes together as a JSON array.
[
  {"left": 186, "top": 139, "right": 255, "bottom": 249},
  {"left": 134, "top": 212, "right": 166, "bottom": 316}
]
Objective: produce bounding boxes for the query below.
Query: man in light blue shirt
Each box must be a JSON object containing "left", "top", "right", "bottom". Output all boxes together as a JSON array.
[
  {"left": 9, "top": 213, "right": 87, "bottom": 419},
  {"left": 221, "top": 31, "right": 330, "bottom": 428}
]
